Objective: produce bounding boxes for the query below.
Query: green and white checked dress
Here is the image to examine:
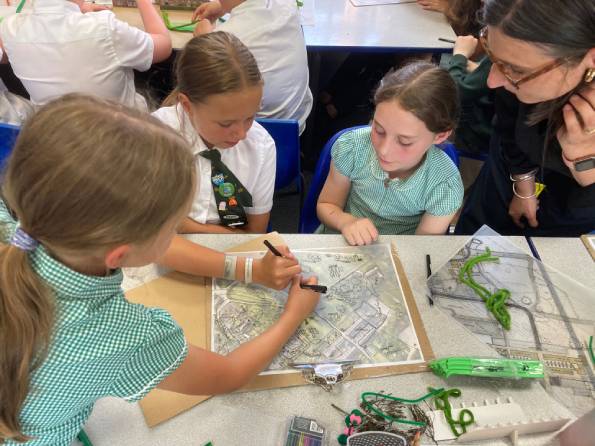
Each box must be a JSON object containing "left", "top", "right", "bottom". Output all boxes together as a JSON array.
[
  {"left": 0, "top": 201, "right": 188, "bottom": 446},
  {"left": 318, "top": 127, "right": 464, "bottom": 235}
]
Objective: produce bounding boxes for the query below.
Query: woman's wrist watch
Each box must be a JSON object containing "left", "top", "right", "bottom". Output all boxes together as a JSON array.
[{"left": 561, "top": 151, "right": 595, "bottom": 172}]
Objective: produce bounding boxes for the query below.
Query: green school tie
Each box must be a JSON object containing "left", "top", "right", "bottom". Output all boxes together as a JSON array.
[{"left": 199, "top": 149, "right": 253, "bottom": 227}]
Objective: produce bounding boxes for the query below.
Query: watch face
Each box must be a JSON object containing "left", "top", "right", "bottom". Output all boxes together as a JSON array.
[{"left": 575, "top": 157, "right": 595, "bottom": 172}]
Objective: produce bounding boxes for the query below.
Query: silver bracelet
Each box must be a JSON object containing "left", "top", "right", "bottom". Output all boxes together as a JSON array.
[
  {"left": 512, "top": 182, "right": 537, "bottom": 199},
  {"left": 509, "top": 168, "right": 539, "bottom": 183},
  {"left": 223, "top": 255, "right": 237, "bottom": 280},
  {"left": 244, "top": 257, "right": 253, "bottom": 284}
]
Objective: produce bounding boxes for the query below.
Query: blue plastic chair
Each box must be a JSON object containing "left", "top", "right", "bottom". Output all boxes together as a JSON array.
[
  {"left": 256, "top": 118, "right": 303, "bottom": 203},
  {"left": 0, "top": 122, "right": 20, "bottom": 168},
  {"left": 298, "top": 126, "right": 460, "bottom": 233}
]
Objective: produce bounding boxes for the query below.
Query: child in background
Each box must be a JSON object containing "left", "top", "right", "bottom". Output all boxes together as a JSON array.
[
  {"left": 193, "top": 0, "right": 312, "bottom": 134},
  {"left": 0, "top": 44, "right": 33, "bottom": 124},
  {"left": 417, "top": 0, "right": 482, "bottom": 35},
  {"left": 444, "top": 34, "right": 493, "bottom": 155},
  {"left": 437, "top": 0, "right": 493, "bottom": 155},
  {"left": 0, "top": 0, "right": 171, "bottom": 109},
  {"left": 317, "top": 62, "right": 464, "bottom": 245},
  {"left": 0, "top": 94, "right": 319, "bottom": 446},
  {"left": 153, "top": 31, "right": 276, "bottom": 234}
]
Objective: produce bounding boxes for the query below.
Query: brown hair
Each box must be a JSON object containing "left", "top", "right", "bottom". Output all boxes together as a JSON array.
[
  {"left": 374, "top": 61, "right": 460, "bottom": 133},
  {"left": 484, "top": 0, "right": 595, "bottom": 131},
  {"left": 446, "top": 0, "right": 483, "bottom": 36},
  {"left": 0, "top": 94, "right": 195, "bottom": 442},
  {"left": 164, "top": 31, "right": 262, "bottom": 106}
]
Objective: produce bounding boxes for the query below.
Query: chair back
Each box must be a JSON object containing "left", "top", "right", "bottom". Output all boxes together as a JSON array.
[
  {"left": 0, "top": 122, "right": 20, "bottom": 168},
  {"left": 436, "top": 141, "right": 460, "bottom": 168},
  {"left": 298, "top": 127, "right": 461, "bottom": 233},
  {"left": 256, "top": 118, "right": 301, "bottom": 191},
  {"left": 299, "top": 125, "right": 367, "bottom": 233}
]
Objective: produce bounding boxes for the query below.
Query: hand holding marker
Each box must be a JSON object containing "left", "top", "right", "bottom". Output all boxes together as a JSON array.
[{"left": 263, "top": 240, "right": 328, "bottom": 293}]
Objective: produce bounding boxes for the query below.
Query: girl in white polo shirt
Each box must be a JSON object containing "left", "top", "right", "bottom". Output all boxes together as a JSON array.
[
  {"left": 0, "top": 0, "right": 172, "bottom": 109},
  {"left": 153, "top": 31, "right": 276, "bottom": 234},
  {"left": 193, "top": 0, "right": 313, "bottom": 134}
]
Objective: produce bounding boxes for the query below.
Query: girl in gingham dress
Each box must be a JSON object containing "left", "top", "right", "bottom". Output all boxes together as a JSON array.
[
  {"left": 0, "top": 95, "right": 319, "bottom": 445},
  {"left": 317, "top": 62, "right": 464, "bottom": 245}
]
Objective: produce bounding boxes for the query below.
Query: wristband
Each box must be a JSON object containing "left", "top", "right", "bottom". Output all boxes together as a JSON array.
[
  {"left": 509, "top": 168, "right": 538, "bottom": 182},
  {"left": 512, "top": 182, "right": 537, "bottom": 199},
  {"left": 244, "top": 257, "right": 253, "bottom": 284},
  {"left": 223, "top": 255, "right": 237, "bottom": 280}
]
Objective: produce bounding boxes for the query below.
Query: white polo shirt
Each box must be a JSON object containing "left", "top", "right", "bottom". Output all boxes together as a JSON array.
[
  {"left": 152, "top": 105, "right": 276, "bottom": 225},
  {"left": 0, "top": 0, "right": 153, "bottom": 109},
  {"left": 216, "top": 0, "right": 313, "bottom": 134}
]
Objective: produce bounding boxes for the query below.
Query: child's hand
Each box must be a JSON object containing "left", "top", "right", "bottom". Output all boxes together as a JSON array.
[
  {"left": 193, "top": 17, "right": 214, "bottom": 36},
  {"left": 253, "top": 246, "right": 302, "bottom": 290},
  {"left": 192, "top": 0, "right": 224, "bottom": 22},
  {"left": 416, "top": 0, "right": 448, "bottom": 13},
  {"left": 79, "top": 2, "right": 112, "bottom": 13},
  {"left": 453, "top": 36, "right": 479, "bottom": 59},
  {"left": 340, "top": 218, "right": 379, "bottom": 246},
  {"left": 283, "top": 275, "right": 321, "bottom": 322}
]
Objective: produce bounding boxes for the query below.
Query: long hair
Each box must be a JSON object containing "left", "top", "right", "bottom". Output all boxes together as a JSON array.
[
  {"left": 374, "top": 61, "right": 460, "bottom": 133},
  {"left": 164, "top": 31, "right": 262, "bottom": 106},
  {"left": 483, "top": 0, "right": 595, "bottom": 131},
  {"left": 0, "top": 94, "right": 195, "bottom": 442}
]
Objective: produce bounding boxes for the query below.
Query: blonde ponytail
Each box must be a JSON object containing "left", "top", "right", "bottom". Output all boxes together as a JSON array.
[{"left": 0, "top": 242, "right": 53, "bottom": 443}]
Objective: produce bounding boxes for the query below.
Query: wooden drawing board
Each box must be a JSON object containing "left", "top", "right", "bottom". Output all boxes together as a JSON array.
[
  {"left": 580, "top": 234, "right": 595, "bottom": 261},
  {"left": 125, "top": 233, "right": 433, "bottom": 427}
]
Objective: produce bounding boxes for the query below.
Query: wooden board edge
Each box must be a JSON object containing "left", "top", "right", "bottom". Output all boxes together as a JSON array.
[{"left": 580, "top": 234, "right": 595, "bottom": 261}]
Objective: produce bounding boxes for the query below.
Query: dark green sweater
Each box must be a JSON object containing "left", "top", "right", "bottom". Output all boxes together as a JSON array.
[{"left": 443, "top": 54, "right": 494, "bottom": 155}]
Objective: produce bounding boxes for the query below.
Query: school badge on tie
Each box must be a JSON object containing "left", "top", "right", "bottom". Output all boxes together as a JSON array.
[{"left": 200, "top": 149, "right": 253, "bottom": 227}]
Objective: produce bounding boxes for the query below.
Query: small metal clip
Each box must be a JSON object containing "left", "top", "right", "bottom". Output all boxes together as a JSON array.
[{"left": 291, "top": 360, "right": 357, "bottom": 391}]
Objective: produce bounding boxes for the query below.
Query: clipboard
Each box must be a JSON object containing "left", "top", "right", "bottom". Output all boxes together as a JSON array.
[
  {"left": 126, "top": 233, "right": 433, "bottom": 427},
  {"left": 580, "top": 234, "right": 595, "bottom": 261}
]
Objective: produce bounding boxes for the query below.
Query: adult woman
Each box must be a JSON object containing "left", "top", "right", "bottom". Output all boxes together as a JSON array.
[{"left": 456, "top": 0, "right": 595, "bottom": 236}]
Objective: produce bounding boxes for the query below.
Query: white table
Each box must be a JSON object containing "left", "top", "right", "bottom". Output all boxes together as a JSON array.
[
  {"left": 82, "top": 234, "right": 594, "bottom": 446},
  {"left": 303, "top": 0, "right": 455, "bottom": 52},
  {"left": 114, "top": 0, "right": 455, "bottom": 51}
]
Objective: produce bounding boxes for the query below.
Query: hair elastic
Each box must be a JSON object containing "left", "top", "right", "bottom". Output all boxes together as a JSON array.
[{"left": 11, "top": 226, "right": 39, "bottom": 252}]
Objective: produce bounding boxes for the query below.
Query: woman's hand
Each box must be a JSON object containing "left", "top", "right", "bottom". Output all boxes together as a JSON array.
[
  {"left": 508, "top": 179, "right": 539, "bottom": 229},
  {"left": 558, "top": 85, "right": 595, "bottom": 161},
  {"left": 252, "top": 245, "right": 301, "bottom": 290},
  {"left": 340, "top": 218, "right": 379, "bottom": 246},
  {"left": 283, "top": 275, "right": 321, "bottom": 323}
]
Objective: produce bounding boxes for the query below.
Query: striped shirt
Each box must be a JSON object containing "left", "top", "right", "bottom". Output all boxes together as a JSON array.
[
  {"left": 319, "top": 127, "right": 463, "bottom": 235},
  {"left": 0, "top": 201, "right": 188, "bottom": 446}
]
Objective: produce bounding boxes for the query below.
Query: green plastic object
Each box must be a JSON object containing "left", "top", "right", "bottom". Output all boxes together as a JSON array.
[
  {"left": 160, "top": 11, "right": 198, "bottom": 32},
  {"left": 458, "top": 248, "right": 512, "bottom": 330},
  {"left": 430, "top": 357, "right": 544, "bottom": 380}
]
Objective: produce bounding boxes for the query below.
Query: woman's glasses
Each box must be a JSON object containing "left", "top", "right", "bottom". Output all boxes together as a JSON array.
[{"left": 480, "top": 27, "right": 566, "bottom": 89}]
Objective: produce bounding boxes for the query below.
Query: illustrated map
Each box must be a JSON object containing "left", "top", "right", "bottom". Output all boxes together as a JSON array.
[
  {"left": 211, "top": 244, "right": 424, "bottom": 374},
  {"left": 428, "top": 226, "right": 595, "bottom": 416}
]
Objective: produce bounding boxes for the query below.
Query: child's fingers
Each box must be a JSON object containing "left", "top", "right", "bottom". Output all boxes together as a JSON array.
[
  {"left": 343, "top": 230, "right": 356, "bottom": 246},
  {"left": 283, "top": 264, "right": 302, "bottom": 277},
  {"left": 276, "top": 245, "right": 297, "bottom": 261},
  {"left": 365, "top": 223, "right": 379, "bottom": 242},
  {"left": 192, "top": 4, "right": 206, "bottom": 21},
  {"left": 353, "top": 230, "right": 366, "bottom": 246},
  {"left": 301, "top": 275, "right": 318, "bottom": 286}
]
